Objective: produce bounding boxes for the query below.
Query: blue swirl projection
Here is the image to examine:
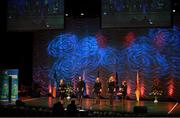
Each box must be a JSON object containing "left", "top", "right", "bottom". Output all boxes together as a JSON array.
[
  {"left": 155, "top": 53, "right": 169, "bottom": 77},
  {"left": 47, "top": 26, "right": 180, "bottom": 81},
  {"left": 98, "top": 47, "right": 120, "bottom": 72},
  {"left": 52, "top": 57, "right": 79, "bottom": 79},
  {"left": 76, "top": 36, "right": 100, "bottom": 73},
  {"left": 78, "top": 36, "right": 99, "bottom": 57},
  {"left": 47, "top": 34, "right": 78, "bottom": 58},
  {"left": 125, "top": 43, "right": 157, "bottom": 78},
  {"left": 148, "top": 26, "right": 180, "bottom": 78}
]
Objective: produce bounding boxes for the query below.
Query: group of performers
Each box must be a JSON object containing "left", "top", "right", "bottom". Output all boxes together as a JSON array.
[
  {"left": 57, "top": 75, "right": 127, "bottom": 106},
  {"left": 58, "top": 76, "right": 85, "bottom": 106}
]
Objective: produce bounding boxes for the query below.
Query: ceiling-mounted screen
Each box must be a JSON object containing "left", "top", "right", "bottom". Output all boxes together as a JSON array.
[
  {"left": 7, "top": 0, "right": 64, "bottom": 31},
  {"left": 101, "top": 0, "right": 172, "bottom": 28}
]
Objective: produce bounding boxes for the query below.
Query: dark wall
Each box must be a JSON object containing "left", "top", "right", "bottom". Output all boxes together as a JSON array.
[{"left": 0, "top": 32, "right": 33, "bottom": 89}]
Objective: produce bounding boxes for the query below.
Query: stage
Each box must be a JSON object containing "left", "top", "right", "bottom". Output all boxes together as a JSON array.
[{"left": 22, "top": 97, "right": 180, "bottom": 116}]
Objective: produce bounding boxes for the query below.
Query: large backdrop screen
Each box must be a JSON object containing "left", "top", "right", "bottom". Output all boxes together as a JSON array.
[
  {"left": 7, "top": 0, "right": 64, "bottom": 31},
  {"left": 33, "top": 18, "right": 180, "bottom": 99},
  {"left": 101, "top": 0, "right": 172, "bottom": 28}
]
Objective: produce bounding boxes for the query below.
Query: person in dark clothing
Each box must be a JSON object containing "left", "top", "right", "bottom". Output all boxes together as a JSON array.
[
  {"left": 52, "top": 101, "right": 64, "bottom": 116},
  {"left": 66, "top": 100, "right": 77, "bottom": 116},
  {"left": 108, "top": 75, "right": 116, "bottom": 105},
  {"left": 93, "top": 77, "right": 102, "bottom": 104},
  {"left": 76, "top": 76, "right": 85, "bottom": 106},
  {"left": 59, "top": 79, "right": 66, "bottom": 104},
  {"left": 121, "top": 81, "right": 127, "bottom": 99}
]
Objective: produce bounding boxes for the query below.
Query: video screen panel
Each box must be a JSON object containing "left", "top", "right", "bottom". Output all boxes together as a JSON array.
[
  {"left": 101, "top": 0, "right": 172, "bottom": 28},
  {"left": 7, "top": 0, "right": 64, "bottom": 31}
]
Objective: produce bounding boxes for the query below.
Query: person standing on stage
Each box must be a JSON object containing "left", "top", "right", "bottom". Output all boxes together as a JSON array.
[
  {"left": 117, "top": 81, "right": 127, "bottom": 99},
  {"left": 108, "top": 75, "right": 116, "bottom": 105},
  {"left": 120, "top": 81, "right": 127, "bottom": 100},
  {"left": 76, "top": 76, "right": 85, "bottom": 107},
  {"left": 59, "top": 79, "right": 66, "bottom": 104},
  {"left": 93, "top": 77, "right": 102, "bottom": 104}
]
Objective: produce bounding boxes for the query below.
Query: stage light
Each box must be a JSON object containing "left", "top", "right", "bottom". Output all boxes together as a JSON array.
[
  {"left": 46, "top": 24, "right": 50, "bottom": 28},
  {"left": 65, "top": 14, "right": 69, "bottom": 16},
  {"left": 103, "top": 12, "right": 107, "bottom": 15},
  {"left": 140, "top": 80, "right": 145, "bottom": 98},
  {"left": 81, "top": 13, "right": 84, "bottom": 16},
  {"left": 79, "top": 109, "right": 85, "bottom": 111},
  {"left": 135, "top": 71, "right": 140, "bottom": 102},
  {"left": 148, "top": 19, "right": 153, "bottom": 24},
  {"left": 173, "top": 10, "right": 176, "bottom": 12},
  {"left": 67, "top": 96, "right": 71, "bottom": 100},
  {"left": 124, "top": 32, "right": 136, "bottom": 47},
  {"left": 168, "top": 78, "right": 174, "bottom": 97}
]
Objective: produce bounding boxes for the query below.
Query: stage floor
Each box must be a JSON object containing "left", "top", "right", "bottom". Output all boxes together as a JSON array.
[{"left": 22, "top": 97, "right": 180, "bottom": 116}]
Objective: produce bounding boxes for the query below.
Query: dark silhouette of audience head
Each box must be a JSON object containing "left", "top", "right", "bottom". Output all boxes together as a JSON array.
[
  {"left": 15, "top": 100, "right": 25, "bottom": 107},
  {"left": 52, "top": 101, "right": 64, "bottom": 117},
  {"left": 67, "top": 100, "right": 77, "bottom": 116}
]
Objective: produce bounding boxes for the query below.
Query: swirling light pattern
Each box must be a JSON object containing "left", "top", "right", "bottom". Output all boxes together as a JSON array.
[
  {"left": 47, "top": 26, "right": 180, "bottom": 84},
  {"left": 47, "top": 34, "right": 78, "bottom": 58}
]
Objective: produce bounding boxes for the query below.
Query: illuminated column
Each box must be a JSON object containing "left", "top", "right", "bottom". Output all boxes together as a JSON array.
[
  {"left": 52, "top": 80, "right": 56, "bottom": 98},
  {"left": 127, "top": 81, "right": 131, "bottom": 97},
  {"left": 168, "top": 78, "right": 174, "bottom": 97},
  {"left": 135, "top": 71, "right": 140, "bottom": 102},
  {"left": 140, "top": 79, "right": 145, "bottom": 98},
  {"left": 48, "top": 80, "right": 52, "bottom": 95}
]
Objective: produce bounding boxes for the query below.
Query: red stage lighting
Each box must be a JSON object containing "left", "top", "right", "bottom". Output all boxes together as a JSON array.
[
  {"left": 168, "top": 78, "right": 174, "bottom": 97},
  {"left": 140, "top": 80, "right": 145, "bottom": 97},
  {"left": 95, "top": 32, "right": 107, "bottom": 48},
  {"left": 127, "top": 84, "right": 131, "bottom": 96},
  {"left": 124, "top": 32, "right": 136, "bottom": 47}
]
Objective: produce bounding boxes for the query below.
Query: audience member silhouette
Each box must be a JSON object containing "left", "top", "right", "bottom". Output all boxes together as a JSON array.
[
  {"left": 15, "top": 100, "right": 25, "bottom": 107},
  {"left": 52, "top": 101, "right": 64, "bottom": 116},
  {"left": 66, "top": 100, "right": 77, "bottom": 116}
]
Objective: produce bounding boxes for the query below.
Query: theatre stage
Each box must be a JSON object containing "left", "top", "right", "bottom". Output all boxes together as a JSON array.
[{"left": 22, "top": 97, "right": 180, "bottom": 116}]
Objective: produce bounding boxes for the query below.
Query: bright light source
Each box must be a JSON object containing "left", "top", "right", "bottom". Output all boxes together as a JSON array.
[
  {"left": 173, "top": 10, "right": 176, "bottom": 13},
  {"left": 65, "top": 14, "right": 68, "bottom": 16},
  {"left": 67, "top": 96, "right": 71, "bottom": 100},
  {"left": 79, "top": 109, "right": 85, "bottom": 111},
  {"left": 149, "top": 19, "right": 153, "bottom": 25},
  {"left": 80, "top": 13, "right": 84, "bottom": 16},
  {"left": 103, "top": 12, "right": 107, "bottom": 15},
  {"left": 46, "top": 24, "right": 50, "bottom": 28}
]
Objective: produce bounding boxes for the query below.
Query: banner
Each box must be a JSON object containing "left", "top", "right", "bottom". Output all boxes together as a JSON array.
[
  {"left": 0, "top": 74, "right": 9, "bottom": 101},
  {"left": 7, "top": 69, "right": 19, "bottom": 101}
]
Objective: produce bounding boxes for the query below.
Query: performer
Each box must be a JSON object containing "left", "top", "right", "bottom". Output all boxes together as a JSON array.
[
  {"left": 108, "top": 75, "right": 116, "bottom": 105},
  {"left": 59, "top": 79, "right": 66, "bottom": 104},
  {"left": 93, "top": 77, "right": 102, "bottom": 104},
  {"left": 76, "top": 76, "right": 85, "bottom": 106},
  {"left": 119, "top": 81, "right": 127, "bottom": 100}
]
